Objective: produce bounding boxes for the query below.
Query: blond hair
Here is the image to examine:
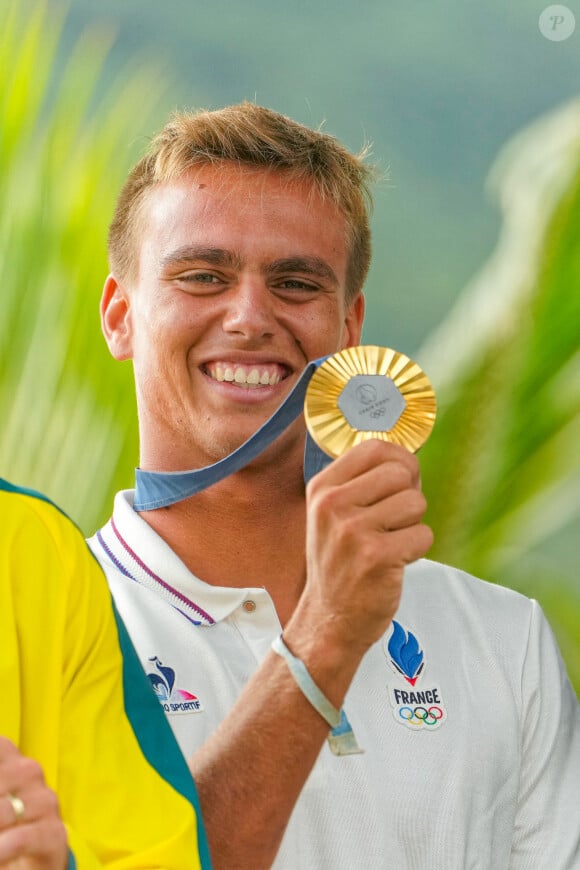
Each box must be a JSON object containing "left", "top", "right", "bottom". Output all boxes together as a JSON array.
[{"left": 109, "top": 102, "right": 375, "bottom": 301}]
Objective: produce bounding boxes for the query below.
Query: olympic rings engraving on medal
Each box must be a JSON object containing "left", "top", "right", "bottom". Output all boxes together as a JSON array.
[{"left": 398, "top": 705, "right": 444, "bottom": 726}]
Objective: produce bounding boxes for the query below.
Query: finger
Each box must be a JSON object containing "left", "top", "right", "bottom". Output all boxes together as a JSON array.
[
  {"left": 313, "top": 439, "right": 420, "bottom": 489},
  {"left": 0, "top": 750, "right": 45, "bottom": 798},
  {"left": 0, "top": 816, "right": 67, "bottom": 866},
  {"left": 0, "top": 824, "right": 28, "bottom": 865},
  {"left": 367, "top": 488, "right": 428, "bottom": 532},
  {"left": 0, "top": 757, "right": 55, "bottom": 832},
  {"left": 370, "top": 522, "right": 434, "bottom": 569},
  {"left": 0, "top": 794, "right": 25, "bottom": 831},
  {"left": 0, "top": 738, "right": 20, "bottom": 764},
  {"left": 0, "top": 793, "right": 26, "bottom": 833},
  {"left": 335, "top": 498, "right": 432, "bottom": 568},
  {"left": 338, "top": 459, "right": 422, "bottom": 511},
  {"left": 0, "top": 785, "right": 61, "bottom": 835}
]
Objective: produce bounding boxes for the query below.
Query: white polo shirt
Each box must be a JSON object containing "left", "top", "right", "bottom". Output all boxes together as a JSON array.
[{"left": 89, "top": 490, "right": 580, "bottom": 869}]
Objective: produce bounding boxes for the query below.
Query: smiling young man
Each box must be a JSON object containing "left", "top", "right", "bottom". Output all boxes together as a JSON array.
[{"left": 89, "top": 103, "right": 580, "bottom": 869}]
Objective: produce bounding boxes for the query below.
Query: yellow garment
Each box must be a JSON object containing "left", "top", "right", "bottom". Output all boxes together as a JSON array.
[{"left": 0, "top": 481, "right": 210, "bottom": 869}]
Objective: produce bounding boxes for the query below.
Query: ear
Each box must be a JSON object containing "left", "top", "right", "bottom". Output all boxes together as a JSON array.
[
  {"left": 341, "top": 292, "right": 365, "bottom": 348},
  {"left": 101, "top": 274, "right": 133, "bottom": 361}
]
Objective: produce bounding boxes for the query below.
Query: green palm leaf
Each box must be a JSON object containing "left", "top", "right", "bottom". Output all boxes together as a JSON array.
[{"left": 1, "top": 0, "right": 167, "bottom": 533}]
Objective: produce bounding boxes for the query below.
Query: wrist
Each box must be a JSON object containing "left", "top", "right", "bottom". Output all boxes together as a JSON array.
[
  {"left": 282, "top": 609, "right": 366, "bottom": 709},
  {"left": 271, "top": 633, "right": 363, "bottom": 756}
]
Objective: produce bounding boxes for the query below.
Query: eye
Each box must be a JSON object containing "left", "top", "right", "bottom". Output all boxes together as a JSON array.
[
  {"left": 181, "top": 273, "right": 220, "bottom": 283},
  {"left": 175, "top": 272, "right": 224, "bottom": 293},
  {"left": 276, "top": 279, "right": 318, "bottom": 293}
]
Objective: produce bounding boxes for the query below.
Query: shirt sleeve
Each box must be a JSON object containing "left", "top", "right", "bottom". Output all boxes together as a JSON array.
[
  {"left": 47, "top": 506, "right": 210, "bottom": 869},
  {"left": 510, "top": 599, "right": 580, "bottom": 868}
]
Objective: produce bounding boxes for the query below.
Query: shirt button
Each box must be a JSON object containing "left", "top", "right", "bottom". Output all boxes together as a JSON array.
[{"left": 243, "top": 600, "right": 257, "bottom": 613}]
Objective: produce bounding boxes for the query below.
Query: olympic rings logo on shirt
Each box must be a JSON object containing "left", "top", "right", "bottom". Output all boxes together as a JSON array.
[
  {"left": 388, "top": 682, "right": 447, "bottom": 731},
  {"left": 398, "top": 705, "right": 444, "bottom": 726}
]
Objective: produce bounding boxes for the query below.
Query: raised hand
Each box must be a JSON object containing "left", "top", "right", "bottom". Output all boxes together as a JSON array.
[{"left": 293, "top": 439, "right": 432, "bottom": 664}]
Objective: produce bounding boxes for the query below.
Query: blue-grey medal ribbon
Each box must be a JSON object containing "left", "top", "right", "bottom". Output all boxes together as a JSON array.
[{"left": 134, "top": 355, "right": 331, "bottom": 511}]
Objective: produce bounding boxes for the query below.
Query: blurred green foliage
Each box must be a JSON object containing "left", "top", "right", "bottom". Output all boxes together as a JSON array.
[
  {"left": 420, "top": 103, "right": 580, "bottom": 690},
  {"left": 2, "top": 1, "right": 579, "bottom": 691},
  {"left": 1, "top": 0, "right": 166, "bottom": 532}
]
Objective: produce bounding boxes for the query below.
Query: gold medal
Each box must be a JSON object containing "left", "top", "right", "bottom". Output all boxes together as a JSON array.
[{"left": 304, "top": 346, "right": 436, "bottom": 458}]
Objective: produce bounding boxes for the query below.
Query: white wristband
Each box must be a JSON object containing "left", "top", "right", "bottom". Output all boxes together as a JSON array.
[
  {"left": 271, "top": 634, "right": 364, "bottom": 756},
  {"left": 271, "top": 634, "right": 341, "bottom": 728}
]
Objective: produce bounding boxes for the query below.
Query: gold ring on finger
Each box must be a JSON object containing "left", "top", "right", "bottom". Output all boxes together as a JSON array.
[{"left": 7, "top": 793, "right": 25, "bottom": 824}]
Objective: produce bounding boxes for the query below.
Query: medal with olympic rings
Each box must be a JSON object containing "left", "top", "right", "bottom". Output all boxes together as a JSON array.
[{"left": 304, "top": 345, "right": 437, "bottom": 458}]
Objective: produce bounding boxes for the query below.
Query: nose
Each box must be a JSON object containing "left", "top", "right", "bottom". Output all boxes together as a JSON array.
[{"left": 222, "top": 277, "right": 278, "bottom": 339}]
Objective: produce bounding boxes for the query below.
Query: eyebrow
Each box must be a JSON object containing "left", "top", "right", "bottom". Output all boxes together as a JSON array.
[
  {"left": 159, "top": 246, "right": 243, "bottom": 270},
  {"left": 266, "top": 257, "right": 339, "bottom": 285}
]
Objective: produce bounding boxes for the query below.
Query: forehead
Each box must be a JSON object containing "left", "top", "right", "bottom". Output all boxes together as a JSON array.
[{"left": 135, "top": 164, "right": 351, "bottom": 275}]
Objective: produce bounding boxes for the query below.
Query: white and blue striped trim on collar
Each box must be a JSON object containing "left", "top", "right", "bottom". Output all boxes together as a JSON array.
[{"left": 96, "top": 517, "right": 215, "bottom": 627}]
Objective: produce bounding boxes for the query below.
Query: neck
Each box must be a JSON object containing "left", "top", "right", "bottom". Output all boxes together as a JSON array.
[{"left": 140, "top": 464, "right": 307, "bottom": 624}]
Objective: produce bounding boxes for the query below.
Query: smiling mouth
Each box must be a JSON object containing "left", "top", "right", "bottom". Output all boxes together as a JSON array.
[{"left": 203, "top": 362, "right": 289, "bottom": 388}]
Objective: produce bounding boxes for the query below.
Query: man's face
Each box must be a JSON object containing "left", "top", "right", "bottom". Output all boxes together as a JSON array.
[{"left": 102, "top": 162, "right": 364, "bottom": 471}]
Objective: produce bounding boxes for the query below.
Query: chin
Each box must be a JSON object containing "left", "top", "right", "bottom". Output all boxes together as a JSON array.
[{"left": 200, "top": 430, "right": 253, "bottom": 463}]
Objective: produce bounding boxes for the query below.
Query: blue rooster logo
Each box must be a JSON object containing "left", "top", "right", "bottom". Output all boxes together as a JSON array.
[{"left": 147, "top": 656, "right": 176, "bottom": 701}]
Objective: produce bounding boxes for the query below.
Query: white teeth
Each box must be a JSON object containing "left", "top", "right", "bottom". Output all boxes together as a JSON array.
[{"left": 207, "top": 363, "right": 283, "bottom": 387}]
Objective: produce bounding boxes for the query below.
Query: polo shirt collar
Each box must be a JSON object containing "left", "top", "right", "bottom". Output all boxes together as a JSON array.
[{"left": 101, "top": 490, "right": 251, "bottom": 624}]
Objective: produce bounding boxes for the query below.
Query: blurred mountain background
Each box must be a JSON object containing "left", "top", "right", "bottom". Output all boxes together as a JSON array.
[{"left": 2, "top": 0, "right": 580, "bottom": 686}]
